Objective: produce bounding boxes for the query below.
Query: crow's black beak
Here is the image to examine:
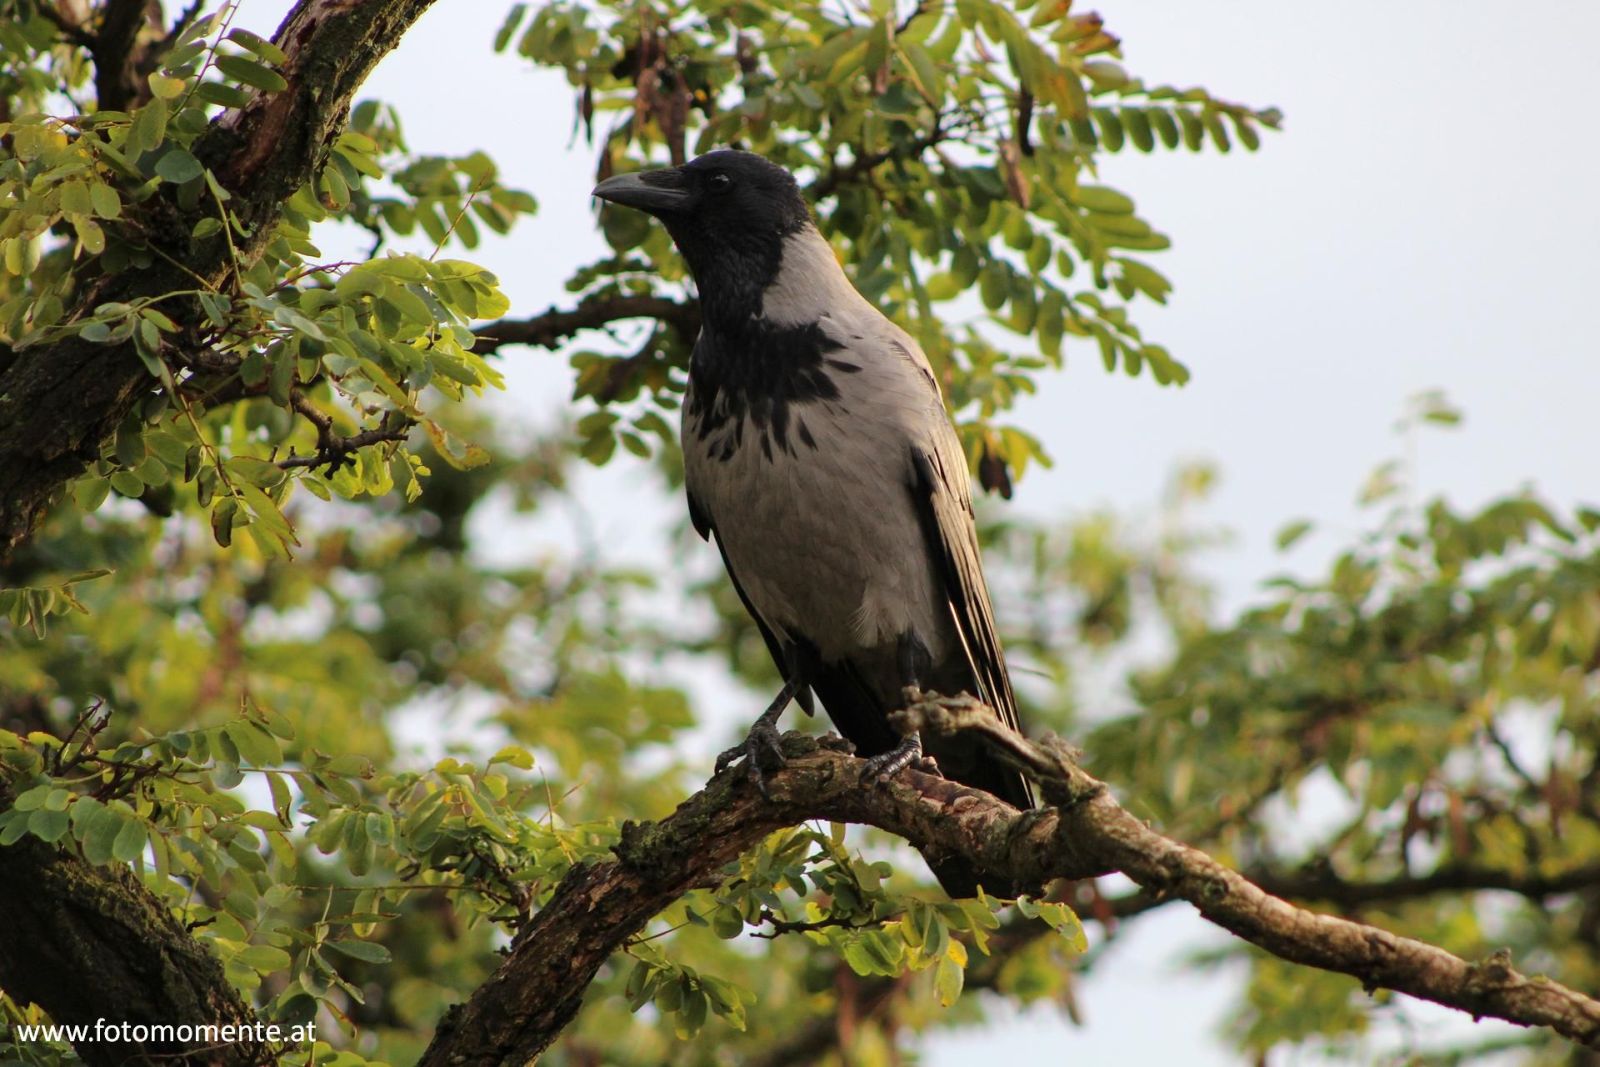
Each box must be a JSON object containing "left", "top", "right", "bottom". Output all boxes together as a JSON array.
[{"left": 592, "top": 169, "right": 691, "bottom": 216}]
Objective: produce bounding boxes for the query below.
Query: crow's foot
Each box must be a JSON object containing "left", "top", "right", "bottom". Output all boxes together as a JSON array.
[
  {"left": 864, "top": 731, "right": 935, "bottom": 783},
  {"left": 715, "top": 717, "right": 787, "bottom": 798},
  {"left": 715, "top": 673, "right": 806, "bottom": 799}
]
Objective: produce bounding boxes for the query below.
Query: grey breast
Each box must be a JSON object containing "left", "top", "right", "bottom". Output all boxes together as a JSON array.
[{"left": 683, "top": 322, "right": 952, "bottom": 667}]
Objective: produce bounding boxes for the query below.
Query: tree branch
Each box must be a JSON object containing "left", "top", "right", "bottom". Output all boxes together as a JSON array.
[
  {"left": 0, "top": 0, "right": 442, "bottom": 562},
  {"left": 0, "top": 783, "right": 265, "bottom": 1067},
  {"left": 417, "top": 699, "right": 1600, "bottom": 1065},
  {"left": 36, "top": 4, "right": 97, "bottom": 49},
  {"left": 1251, "top": 860, "right": 1600, "bottom": 909},
  {"left": 279, "top": 390, "right": 410, "bottom": 473},
  {"left": 471, "top": 293, "right": 699, "bottom": 355},
  {"left": 89, "top": 0, "right": 152, "bottom": 112},
  {"left": 808, "top": 125, "right": 951, "bottom": 201},
  {"left": 466, "top": 137, "right": 957, "bottom": 362}
]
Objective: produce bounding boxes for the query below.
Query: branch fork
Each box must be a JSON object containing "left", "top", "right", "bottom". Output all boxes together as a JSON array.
[{"left": 417, "top": 699, "right": 1600, "bottom": 1064}]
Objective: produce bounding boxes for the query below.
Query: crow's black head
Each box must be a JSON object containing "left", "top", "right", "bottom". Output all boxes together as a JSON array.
[{"left": 593, "top": 151, "right": 814, "bottom": 322}]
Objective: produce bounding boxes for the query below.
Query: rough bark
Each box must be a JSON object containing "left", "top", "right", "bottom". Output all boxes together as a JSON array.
[
  {"left": 417, "top": 702, "right": 1600, "bottom": 1066},
  {"left": 0, "top": 0, "right": 440, "bottom": 561},
  {"left": 416, "top": 731, "right": 1064, "bottom": 1067},
  {"left": 89, "top": 0, "right": 154, "bottom": 112},
  {"left": 0, "top": 785, "right": 263, "bottom": 1066}
]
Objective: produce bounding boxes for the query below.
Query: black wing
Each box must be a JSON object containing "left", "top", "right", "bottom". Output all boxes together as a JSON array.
[
  {"left": 909, "top": 439, "right": 1035, "bottom": 810},
  {"left": 688, "top": 490, "right": 814, "bottom": 715}
]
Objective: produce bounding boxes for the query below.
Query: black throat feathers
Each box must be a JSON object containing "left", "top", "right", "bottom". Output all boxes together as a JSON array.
[
  {"left": 682, "top": 225, "right": 863, "bottom": 461},
  {"left": 687, "top": 317, "right": 856, "bottom": 459}
]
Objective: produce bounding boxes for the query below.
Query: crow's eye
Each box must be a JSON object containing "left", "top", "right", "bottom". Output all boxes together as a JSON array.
[{"left": 707, "top": 172, "right": 734, "bottom": 194}]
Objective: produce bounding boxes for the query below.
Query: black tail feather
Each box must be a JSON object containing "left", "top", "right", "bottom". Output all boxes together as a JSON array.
[{"left": 806, "top": 658, "right": 1033, "bottom": 899}]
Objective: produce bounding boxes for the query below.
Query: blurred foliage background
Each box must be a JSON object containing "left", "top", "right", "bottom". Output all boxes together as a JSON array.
[{"left": 1, "top": 0, "right": 1597, "bottom": 1064}]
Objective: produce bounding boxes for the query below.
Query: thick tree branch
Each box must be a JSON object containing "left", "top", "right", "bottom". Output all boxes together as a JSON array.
[
  {"left": 902, "top": 697, "right": 1600, "bottom": 1043},
  {"left": 419, "top": 699, "right": 1600, "bottom": 1065},
  {"left": 0, "top": 784, "right": 264, "bottom": 1066},
  {"left": 471, "top": 293, "right": 699, "bottom": 355},
  {"left": 90, "top": 0, "right": 152, "bottom": 111},
  {"left": 0, "top": 0, "right": 440, "bottom": 562},
  {"left": 1251, "top": 860, "right": 1600, "bottom": 909},
  {"left": 418, "top": 731, "right": 1069, "bottom": 1067},
  {"left": 0, "top": 7, "right": 444, "bottom": 1049},
  {"left": 576, "top": 780, "right": 1600, "bottom": 1065}
]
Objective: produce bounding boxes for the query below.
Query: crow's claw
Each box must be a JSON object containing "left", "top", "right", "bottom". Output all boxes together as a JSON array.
[
  {"left": 863, "top": 731, "right": 925, "bottom": 784},
  {"left": 716, "top": 671, "right": 807, "bottom": 798},
  {"left": 715, "top": 719, "right": 787, "bottom": 798}
]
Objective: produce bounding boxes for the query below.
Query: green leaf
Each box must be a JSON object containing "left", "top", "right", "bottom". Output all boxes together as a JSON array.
[
  {"left": 72, "top": 218, "right": 106, "bottom": 255},
  {"left": 424, "top": 420, "right": 489, "bottom": 470},
  {"left": 1276, "top": 519, "right": 1313, "bottom": 551},
  {"left": 1122, "top": 106, "right": 1155, "bottom": 152},
  {"left": 148, "top": 72, "right": 186, "bottom": 100},
  {"left": 711, "top": 905, "right": 744, "bottom": 939},
  {"left": 237, "top": 483, "right": 298, "bottom": 545},
  {"left": 127, "top": 98, "right": 168, "bottom": 155},
  {"left": 494, "top": 4, "right": 528, "bottom": 52},
  {"left": 673, "top": 987, "right": 709, "bottom": 1039},
  {"left": 60, "top": 181, "right": 93, "bottom": 215},
  {"left": 225, "top": 28, "right": 289, "bottom": 65},
  {"left": 235, "top": 944, "right": 293, "bottom": 972},
  {"left": 1073, "top": 185, "right": 1134, "bottom": 214},
  {"left": 925, "top": 272, "right": 961, "bottom": 301},
  {"left": 899, "top": 41, "right": 944, "bottom": 104},
  {"left": 0, "top": 814, "right": 32, "bottom": 846},
  {"left": 210, "top": 498, "right": 238, "bottom": 547},
  {"left": 325, "top": 939, "right": 393, "bottom": 964},
  {"left": 73, "top": 476, "right": 112, "bottom": 512},
  {"left": 79, "top": 802, "right": 124, "bottom": 865},
  {"left": 266, "top": 770, "right": 294, "bottom": 823},
  {"left": 198, "top": 292, "right": 231, "bottom": 328},
  {"left": 195, "top": 81, "right": 254, "bottom": 109},
  {"left": 110, "top": 815, "right": 147, "bottom": 861},
  {"left": 1176, "top": 107, "right": 1205, "bottom": 150},
  {"left": 155, "top": 149, "right": 204, "bottom": 184},
  {"left": 934, "top": 955, "right": 964, "bottom": 1006},
  {"left": 227, "top": 456, "right": 287, "bottom": 488},
  {"left": 223, "top": 720, "right": 281, "bottom": 766},
  {"left": 487, "top": 744, "right": 534, "bottom": 769},
  {"left": 1118, "top": 259, "right": 1171, "bottom": 304},
  {"left": 272, "top": 304, "right": 326, "bottom": 341},
  {"left": 1233, "top": 113, "right": 1262, "bottom": 150},
  {"left": 215, "top": 54, "right": 289, "bottom": 93},
  {"left": 110, "top": 470, "right": 145, "bottom": 497},
  {"left": 978, "top": 261, "right": 1009, "bottom": 311},
  {"left": 1149, "top": 107, "right": 1181, "bottom": 149},
  {"left": 29, "top": 808, "right": 71, "bottom": 843}
]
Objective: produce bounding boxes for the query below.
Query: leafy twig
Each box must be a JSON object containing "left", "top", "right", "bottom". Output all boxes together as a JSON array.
[
  {"left": 280, "top": 390, "right": 410, "bottom": 474},
  {"left": 471, "top": 294, "right": 700, "bottom": 355},
  {"left": 749, "top": 908, "right": 882, "bottom": 940}
]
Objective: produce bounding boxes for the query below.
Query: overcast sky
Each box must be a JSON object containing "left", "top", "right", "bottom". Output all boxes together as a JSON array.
[{"left": 238, "top": 1, "right": 1600, "bottom": 1061}]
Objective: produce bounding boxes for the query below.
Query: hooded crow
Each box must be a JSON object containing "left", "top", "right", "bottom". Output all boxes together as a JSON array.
[{"left": 594, "top": 150, "right": 1034, "bottom": 897}]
